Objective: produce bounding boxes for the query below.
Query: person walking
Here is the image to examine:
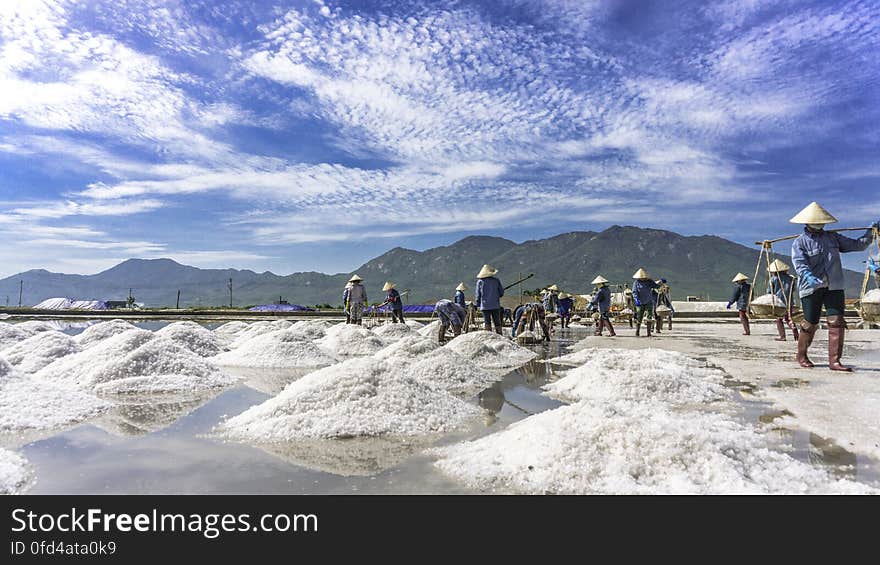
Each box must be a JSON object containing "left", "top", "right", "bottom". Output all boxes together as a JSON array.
[
  {"left": 727, "top": 273, "right": 751, "bottom": 335},
  {"left": 435, "top": 299, "right": 466, "bottom": 343},
  {"left": 542, "top": 284, "right": 559, "bottom": 315},
  {"left": 346, "top": 274, "right": 367, "bottom": 326},
  {"left": 632, "top": 268, "right": 659, "bottom": 337},
  {"left": 342, "top": 281, "right": 353, "bottom": 324},
  {"left": 475, "top": 264, "right": 504, "bottom": 334},
  {"left": 557, "top": 292, "right": 574, "bottom": 328},
  {"left": 588, "top": 276, "right": 616, "bottom": 336},
  {"left": 654, "top": 278, "right": 674, "bottom": 333},
  {"left": 789, "top": 202, "right": 878, "bottom": 371},
  {"left": 381, "top": 281, "right": 405, "bottom": 323},
  {"left": 767, "top": 259, "right": 799, "bottom": 342},
  {"left": 454, "top": 283, "right": 467, "bottom": 308}
]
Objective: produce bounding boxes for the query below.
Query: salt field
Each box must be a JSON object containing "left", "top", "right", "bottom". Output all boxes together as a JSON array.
[{"left": 0, "top": 318, "right": 878, "bottom": 494}]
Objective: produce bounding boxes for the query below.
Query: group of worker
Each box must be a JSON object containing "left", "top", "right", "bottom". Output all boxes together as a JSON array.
[{"left": 726, "top": 202, "right": 879, "bottom": 372}]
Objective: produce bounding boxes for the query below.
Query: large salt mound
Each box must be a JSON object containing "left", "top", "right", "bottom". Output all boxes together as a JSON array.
[
  {"left": 1, "top": 331, "right": 82, "bottom": 374},
  {"left": 0, "top": 358, "right": 18, "bottom": 386},
  {"left": 862, "top": 289, "right": 880, "bottom": 303},
  {"left": 212, "top": 328, "right": 337, "bottom": 369},
  {"left": 433, "top": 400, "right": 876, "bottom": 495},
  {"left": 417, "top": 320, "right": 442, "bottom": 338},
  {"left": 372, "top": 323, "right": 418, "bottom": 342},
  {"left": 88, "top": 337, "right": 235, "bottom": 394},
  {"left": 286, "top": 320, "right": 333, "bottom": 341},
  {"left": 218, "top": 357, "right": 482, "bottom": 441},
  {"left": 36, "top": 329, "right": 155, "bottom": 388},
  {"left": 74, "top": 319, "right": 138, "bottom": 348},
  {"left": 156, "top": 321, "right": 227, "bottom": 357},
  {"left": 214, "top": 321, "right": 250, "bottom": 336},
  {"left": 444, "top": 331, "right": 537, "bottom": 368},
  {"left": 405, "top": 320, "right": 425, "bottom": 329},
  {"left": 0, "top": 378, "right": 110, "bottom": 431},
  {"left": 404, "top": 349, "right": 502, "bottom": 396},
  {"left": 373, "top": 335, "right": 439, "bottom": 363},
  {"left": 544, "top": 348, "right": 728, "bottom": 405},
  {"left": 0, "top": 322, "right": 54, "bottom": 350},
  {"left": 315, "top": 324, "right": 386, "bottom": 356},
  {"left": 229, "top": 321, "right": 282, "bottom": 348},
  {"left": 0, "top": 448, "right": 31, "bottom": 494}
]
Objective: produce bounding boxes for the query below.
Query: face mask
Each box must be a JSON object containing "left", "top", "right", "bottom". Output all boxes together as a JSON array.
[{"left": 807, "top": 223, "right": 825, "bottom": 230}]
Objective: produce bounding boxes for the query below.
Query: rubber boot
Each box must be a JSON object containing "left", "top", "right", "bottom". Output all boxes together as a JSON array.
[
  {"left": 635, "top": 320, "right": 641, "bottom": 336},
  {"left": 739, "top": 311, "right": 750, "bottom": 335},
  {"left": 484, "top": 322, "right": 492, "bottom": 332},
  {"left": 827, "top": 316, "right": 852, "bottom": 372},
  {"left": 606, "top": 319, "right": 616, "bottom": 336},
  {"left": 646, "top": 320, "right": 652, "bottom": 337},
  {"left": 796, "top": 322, "right": 816, "bottom": 368},
  {"left": 668, "top": 316, "right": 672, "bottom": 331},
  {"left": 774, "top": 319, "right": 787, "bottom": 341},
  {"left": 655, "top": 317, "right": 662, "bottom": 334},
  {"left": 788, "top": 319, "right": 799, "bottom": 341},
  {"left": 595, "top": 318, "right": 603, "bottom": 336}
]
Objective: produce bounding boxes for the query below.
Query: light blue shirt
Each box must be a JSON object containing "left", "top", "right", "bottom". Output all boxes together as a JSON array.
[
  {"left": 475, "top": 277, "right": 504, "bottom": 310},
  {"left": 791, "top": 228, "right": 871, "bottom": 297}
]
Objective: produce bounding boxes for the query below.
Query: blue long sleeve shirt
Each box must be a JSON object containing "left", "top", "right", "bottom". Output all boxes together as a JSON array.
[
  {"left": 768, "top": 272, "right": 796, "bottom": 305},
  {"left": 791, "top": 228, "right": 871, "bottom": 298},
  {"left": 475, "top": 277, "right": 504, "bottom": 310},
  {"left": 632, "top": 279, "right": 659, "bottom": 306},
  {"left": 729, "top": 282, "right": 751, "bottom": 311},
  {"left": 454, "top": 290, "right": 466, "bottom": 308},
  {"left": 589, "top": 286, "right": 611, "bottom": 313},
  {"left": 435, "top": 299, "right": 465, "bottom": 326}
]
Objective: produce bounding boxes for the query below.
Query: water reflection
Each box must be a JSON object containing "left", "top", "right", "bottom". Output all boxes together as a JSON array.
[
  {"left": 94, "top": 390, "right": 224, "bottom": 437},
  {"left": 223, "top": 366, "right": 315, "bottom": 396}
]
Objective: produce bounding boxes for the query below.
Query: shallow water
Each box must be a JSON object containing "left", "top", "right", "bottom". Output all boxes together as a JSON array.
[{"left": 10, "top": 321, "right": 879, "bottom": 493}]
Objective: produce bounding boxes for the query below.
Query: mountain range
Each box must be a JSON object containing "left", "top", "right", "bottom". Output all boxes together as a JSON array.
[{"left": 0, "top": 226, "right": 866, "bottom": 307}]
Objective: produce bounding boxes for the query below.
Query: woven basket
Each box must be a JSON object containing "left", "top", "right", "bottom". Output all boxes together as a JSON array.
[{"left": 749, "top": 303, "right": 789, "bottom": 319}]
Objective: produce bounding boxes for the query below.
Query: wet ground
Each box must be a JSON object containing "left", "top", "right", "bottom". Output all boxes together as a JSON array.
[{"left": 10, "top": 321, "right": 880, "bottom": 493}]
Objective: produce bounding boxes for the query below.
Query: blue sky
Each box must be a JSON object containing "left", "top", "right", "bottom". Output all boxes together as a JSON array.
[{"left": 0, "top": 0, "right": 878, "bottom": 277}]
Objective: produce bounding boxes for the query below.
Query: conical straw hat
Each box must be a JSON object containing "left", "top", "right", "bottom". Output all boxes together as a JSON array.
[
  {"left": 591, "top": 276, "right": 608, "bottom": 285},
  {"left": 768, "top": 259, "right": 790, "bottom": 273},
  {"left": 789, "top": 202, "right": 837, "bottom": 225},
  {"left": 559, "top": 292, "right": 571, "bottom": 299},
  {"left": 546, "top": 284, "right": 559, "bottom": 291},
  {"left": 455, "top": 282, "right": 467, "bottom": 291},
  {"left": 348, "top": 274, "right": 363, "bottom": 283},
  {"left": 732, "top": 273, "right": 749, "bottom": 283},
  {"left": 382, "top": 281, "right": 396, "bottom": 291},
  {"left": 632, "top": 268, "right": 649, "bottom": 279},
  {"left": 476, "top": 264, "right": 498, "bottom": 278}
]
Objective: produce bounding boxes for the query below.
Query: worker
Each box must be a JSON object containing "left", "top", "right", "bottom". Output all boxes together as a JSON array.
[
  {"left": 511, "top": 302, "right": 550, "bottom": 341},
  {"left": 454, "top": 283, "right": 467, "bottom": 308},
  {"left": 342, "top": 281, "right": 353, "bottom": 324},
  {"left": 557, "top": 292, "right": 574, "bottom": 328},
  {"left": 588, "top": 276, "right": 616, "bottom": 336},
  {"left": 789, "top": 202, "right": 879, "bottom": 371},
  {"left": 475, "top": 264, "right": 504, "bottom": 334},
  {"left": 435, "top": 299, "right": 466, "bottom": 343},
  {"left": 624, "top": 288, "right": 635, "bottom": 327},
  {"left": 726, "top": 273, "right": 751, "bottom": 335},
  {"left": 767, "top": 259, "right": 798, "bottom": 342},
  {"left": 632, "top": 268, "right": 659, "bottom": 337},
  {"left": 346, "top": 274, "right": 367, "bottom": 325},
  {"left": 381, "top": 281, "right": 405, "bottom": 323},
  {"left": 542, "top": 284, "right": 559, "bottom": 314},
  {"left": 655, "top": 278, "right": 674, "bottom": 332}
]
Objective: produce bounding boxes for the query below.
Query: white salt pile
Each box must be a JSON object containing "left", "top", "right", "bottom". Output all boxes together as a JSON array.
[
  {"left": 444, "top": 331, "right": 537, "bottom": 369},
  {"left": 862, "top": 289, "right": 880, "bottom": 303},
  {"left": 88, "top": 338, "right": 235, "bottom": 395},
  {"left": 433, "top": 400, "right": 875, "bottom": 495},
  {"left": 751, "top": 294, "right": 786, "bottom": 307},
  {"left": 404, "top": 349, "right": 502, "bottom": 396},
  {"left": 270, "top": 320, "right": 294, "bottom": 330},
  {"left": 373, "top": 335, "right": 439, "bottom": 363},
  {"left": 0, "top": 322, "right": 54, "bottom": 350},
  {"left": 229, "top": 321, "right": 284, "bottom": 348},
  {"left": 217, "top": 357, "right": 482, "bottom": 441},
  {"left": 285, "top": 320, "right": 333, "bottom": 341},
  {"left": 0, "top": 358, "right": 17, "bottom": 386},
  {"left": 74, "top": 319, "right": 138, "bottom": 348},
  {"left": 212, "top": 328, "right": 337, "bottom": 369},
  {"left": 405, "top": 320, "right": 425, "bottom": 330},
  {"left": 214, "top": 321, "right": 250, "bottom": 336},
  {"left": 315, "top": 324, "right": 386, "bottom": 356},
  {"left": 670, "top": 301, "right": 728, "bottom": 312},
  {"left": 372, "top": 323, "right": 418, "bottom": 342},
  {"left": 1, "top": 331, "right": 82, "bottom": 374},
  {"left": 156, "top": 321, "right": 228, "bottom": 357},
  {"left": 417, "top": 321, "right": 442, "bottom": 338},
  {"left": 0, "top": 378, "right": 110, "bottom": 431},
  {"left": 543, "top": 348, "right": 728, "bottom": 405},
  {"left": 0, "top": 448, "right": 31, "bottom": 494},
  {"left": 36, "top": 329, "right": 155, "bottom": 388}
]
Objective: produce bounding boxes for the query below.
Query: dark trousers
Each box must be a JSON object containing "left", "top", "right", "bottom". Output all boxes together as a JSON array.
[
  {"left": 391, "top": 308, "right": 405, "bottom": 323},
  {"left": 481, "top": 308, "right": 503, "bottom": 333},
  {"left": 800, "top": 288, "right": 845, "bottom": 324}
]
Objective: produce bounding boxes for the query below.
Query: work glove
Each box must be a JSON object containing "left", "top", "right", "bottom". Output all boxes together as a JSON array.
[
  {"left": 726, "top": 303, "right": 732, "bottom": 310},
  {"left": 804, "top": 273, "right": 823, "bottom": 288},
  {"left": 634, "top": 298, "right": 641, "bottom": 307}
]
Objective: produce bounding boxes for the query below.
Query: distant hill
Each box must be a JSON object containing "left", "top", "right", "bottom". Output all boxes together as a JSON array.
[{"left": 0, "top": 226, "right": 866, "bottom": 307}]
